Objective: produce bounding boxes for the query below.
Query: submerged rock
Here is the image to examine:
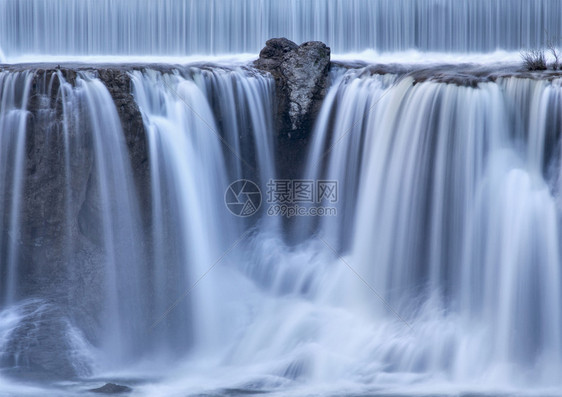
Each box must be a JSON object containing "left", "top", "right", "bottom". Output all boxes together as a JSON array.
[
  {"left": 0, "top": 300, "right": 94, "bottom": 380},
  {"left": 89, "top": 383, "right": 132, "bottom": 394}
]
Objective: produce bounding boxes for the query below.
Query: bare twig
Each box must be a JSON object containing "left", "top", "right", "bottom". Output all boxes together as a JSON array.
[
  {"left": 547, "top": 40, "right": 560, "bottom": 70},
  {"left": 521, "top": 49, "right": 547, "bottom": 71}
]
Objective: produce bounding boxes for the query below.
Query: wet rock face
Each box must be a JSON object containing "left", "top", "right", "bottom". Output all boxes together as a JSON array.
[
  {"left": 255, "top": 38, "right": 331, "bottom": 178},
  {"left": 97, "top": 69, "right": 150, "bottom": 218},
  {"left": 0, "top": 300, "right": 94, "bottom": 380},
  {"left": 1, "top": 67, "right": 148, "bottom": 379},
  {"left": 255, "top": 38, "right": 330, "bottom": 133},
  {"left": 282, "top": 41, "right": 331, "bottom": 131},
  {"left": 20, "top": 67, "right": 149, "bottom": 298}
]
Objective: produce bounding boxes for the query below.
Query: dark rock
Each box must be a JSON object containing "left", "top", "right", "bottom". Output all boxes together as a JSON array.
[
  {"left": 255, "top": 37, "right": 298, "bottom": 69},
  {"left": 282, "top": 41, "right": 331, "bottom": 131},
  {"left": 254, "top": 38, "right": 330, "bottom": 178},
  {"left": 89, "top": 383, "right": 132, "bottom": 394},
  {"left": 254, "top": 38, "right": 330, "bottom": 133}
]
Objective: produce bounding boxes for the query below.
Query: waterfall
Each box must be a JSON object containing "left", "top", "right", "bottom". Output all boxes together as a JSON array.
[
  {"left": 2, "top": 1, "right": 562, "bottom": 395},
  {"left": 300, "top": 70, "right": 562, "bottom": 384},
  {"left": 129, "top": 66, "right": 278, "bottom": 358},
  {"left": 0, "top": 71, "right": 32, "bottom": 307},
  {"left": 0, "top": 65, "right": 280, "bottom": 380},
  {"left": 1, "top": 0, "right": 562, "bottom": 60},
  {"left": 1, "top": 66, "right": 562, "bottom": 394},
  {"left": 74, "top": 73, "right": 148, "bottom": 366},
  {"left": 0, "top": 70, "right": 150, "bottom": 374},
  {"left": 1, "top": 66, "right": 562, "bottom": 393},
  {"left": 130, "top": 69, "right": 237, "bottom": 356}
]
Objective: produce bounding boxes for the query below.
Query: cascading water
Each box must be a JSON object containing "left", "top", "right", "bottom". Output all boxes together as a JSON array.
[
  {"left": 2, "top": 1, "right": 562, "bottom": 396},
  {"left": 0, "top": 65, "right": 281, "bottom": 389},
  {"left": 130, "top": 71, "right": 562, "bottom": 394},
  {"left": 339, "top": 72, "right": 562, "bottom": 384},
  {"left": 1, "top": 0, "right": 562, "bottom": 61},
  {"left": 214, "top": 71, "right": 562, "bottom": 392},
  {"left": 130, "top": 67, "right": 279, "bottom": 358},
  {"left": 0, "top": 71, "right": 32, "bottom": 307},
  {"left": 0, "top": 69, "right": 151, "bottom": 376},
  {"left": 75, "top": 73, "right": 149, "bottom": 367}
]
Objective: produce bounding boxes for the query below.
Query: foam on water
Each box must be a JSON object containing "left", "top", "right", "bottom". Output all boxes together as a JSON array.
[{"left": 1, "top": 2, "right": 562, "bottom": 395}]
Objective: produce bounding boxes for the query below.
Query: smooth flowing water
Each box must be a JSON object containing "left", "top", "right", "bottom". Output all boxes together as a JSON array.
[
  {"left": 1, "top": 1, "right": 562, "bottom": 396},
  {"left": 0, "top": 71, "right": 32, "bottom": 308},
  {"left": 1, "top": 0, "right": 562, "bottom": 61},
  {"left": 1, "top": 64, "right": 561, "bottom": 395}
]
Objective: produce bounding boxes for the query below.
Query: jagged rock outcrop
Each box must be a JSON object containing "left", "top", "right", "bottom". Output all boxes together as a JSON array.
[
  {"left": 255, "top": 38, "right": 330, "bottom": 178},
  {"left": 255, "top": 38, "right": 330, "bottom": 133}
]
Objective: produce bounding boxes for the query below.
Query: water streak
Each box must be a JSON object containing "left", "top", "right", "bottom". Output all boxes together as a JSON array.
[{"left": 1, "top": 0, "right": 562, "bottom": 60}]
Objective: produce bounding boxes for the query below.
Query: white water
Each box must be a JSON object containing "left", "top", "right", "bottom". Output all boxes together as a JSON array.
[
  {"left": 1, "top": 0, "right": 562, "bottom": 61},
  {"left": 1, "top": 65, "right": 562, "bottom": 396},
  {"left": 125, "top": 71, "right": 562, "bottom": 395},
  {"left": 131, "top": 69, "right": 236, "bottom": 357},
  {"left": 75, "top": 73, "right": 147, "bottom": 367},
  {"left": 129, "top": 67, "right": 279, "bottom": 357},
  {"left": 0, "top": 70, "right": 152, "bottom": 378},
  {"left": 0, "top": 71, "right": 32, "bottom": 307},
  {"left": 1, "top": 1, "right": 562, "bottom": 395},
  {"left": 343, "top": 73, "right": 562, "bottom": 384}
]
